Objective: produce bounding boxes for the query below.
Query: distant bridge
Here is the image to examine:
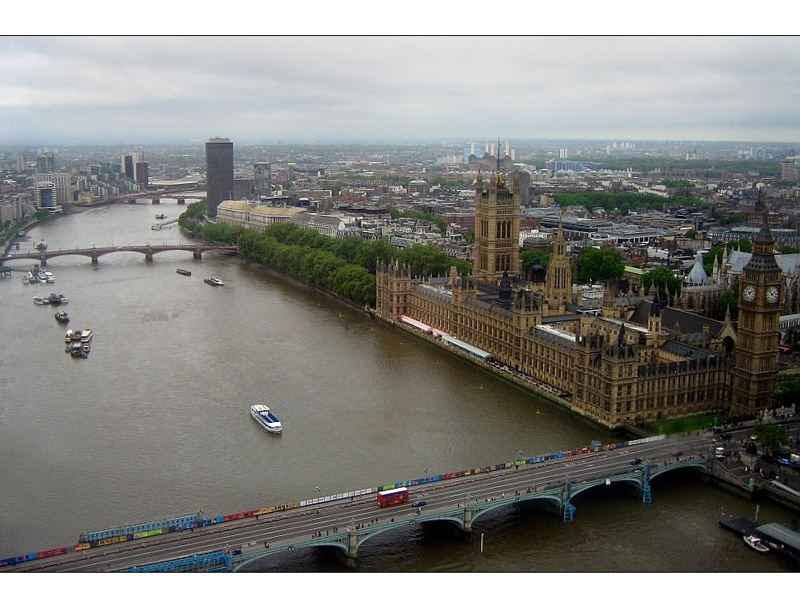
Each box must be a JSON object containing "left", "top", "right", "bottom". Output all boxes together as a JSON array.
[
  {"left": 0, "top": 244, "right": 238, "bottom": 267},
  {"left": 110, "top": 187, "right": 202, "bottom": 205}
]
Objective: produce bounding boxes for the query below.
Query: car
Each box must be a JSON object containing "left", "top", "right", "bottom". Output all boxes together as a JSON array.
[
  {"left": 412, "top": 499, "right": 427, "bottom": 508},
  {"left": 630, "top": 458, "right": 642, "bottom": 465}
]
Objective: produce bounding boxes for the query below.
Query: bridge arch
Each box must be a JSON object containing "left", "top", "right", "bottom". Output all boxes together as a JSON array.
[
  {"left": 648, "top": 459, "right": 708, "bottom": 481},
  {"left": 468, "top": 493, "right": 563, "bottom": 527},
  {"left": 568, "top": 476, "right": 643, "bottom": 502},
  {"left": 232, "top": 537, "right": 350, "bottom": 571}
]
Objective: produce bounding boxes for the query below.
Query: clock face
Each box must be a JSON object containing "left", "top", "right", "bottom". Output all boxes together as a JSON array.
[
  {"left": 743, "top": 284, "right": 756, "bottom": 302},
  {"left": 767, "top": 286, "right": 779, "bottom": 304}
]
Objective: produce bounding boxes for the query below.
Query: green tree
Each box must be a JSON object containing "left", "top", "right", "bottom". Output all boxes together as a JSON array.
[
  {"left": 576, "top": 247, "right": 624, "bottom": 285},
  {"left": 356, "top": 239, "right": 395, "bottom": 274},
  {"left": 753, "top": 423, "right": 789, "bottom": 456},
  {"left": 715, "top": 289, "right": 738, "bottom": 321},
  {"left": 775, "top": 374, "right": 800, "bottom": 408},
  {"left": 195, "top": 213, "right": 468, "bottom": 307},
  {"left": 643, "top": 267, "right": 682, "bottom": 303},
  {"left": 178, "top": 200, "right": 207, "bottom": 234},
  {"left": 521, "top": 245, "right": 553, "bottom": 274},
  {"left": 396, "top": 244, "right": 453, "bottom": 276},
  {"left": 714, "top": 291, "right": 739, "bottom": 320}
]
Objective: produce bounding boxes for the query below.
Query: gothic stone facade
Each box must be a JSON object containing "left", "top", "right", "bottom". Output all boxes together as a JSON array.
[{"left": 375, "top": 174, "right": 782, "bottom": 428}]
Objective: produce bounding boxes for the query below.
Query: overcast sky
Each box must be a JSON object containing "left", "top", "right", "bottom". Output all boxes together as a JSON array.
[{"left": 2, "top": 34, "right": 799, "bottom": 145}]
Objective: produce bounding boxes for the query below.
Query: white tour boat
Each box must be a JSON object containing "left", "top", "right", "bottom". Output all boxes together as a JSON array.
[{"left": 250, "top": 403, "right": 282, "bottom": 434}]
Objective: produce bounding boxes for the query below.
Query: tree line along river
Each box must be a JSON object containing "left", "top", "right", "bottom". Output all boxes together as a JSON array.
[{"left": 0, "top": 199, "right": 796, "bottom": 572}]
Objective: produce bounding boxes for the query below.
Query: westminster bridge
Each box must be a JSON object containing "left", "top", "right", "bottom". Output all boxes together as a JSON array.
[
  {"left": 0, "top": 244, "right": 238, "bottom": 267},
  {"left": 4, "top": 432, "right": 724, "bottom": 572}
]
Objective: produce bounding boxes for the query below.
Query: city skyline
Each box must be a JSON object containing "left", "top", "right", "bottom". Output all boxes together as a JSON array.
[{"left": 1, "top": 35, "right": 799, "bottom": 146}]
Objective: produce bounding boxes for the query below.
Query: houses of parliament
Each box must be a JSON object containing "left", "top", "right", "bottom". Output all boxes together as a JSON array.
[{"left": 376, "top": 170, "right": 782, "bottom": 429}]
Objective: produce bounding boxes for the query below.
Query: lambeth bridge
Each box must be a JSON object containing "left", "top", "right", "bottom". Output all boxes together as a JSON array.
[
  {"left": 4, "top": 432, "right": 722, "bottom": 572},
  {"left": 0, "top": 244, "right": 238, "bottom": 267}
]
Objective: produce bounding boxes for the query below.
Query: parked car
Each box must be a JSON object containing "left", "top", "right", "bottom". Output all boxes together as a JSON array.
[{"left": 412, "top": 499, "right": 427, "bottom": 508}]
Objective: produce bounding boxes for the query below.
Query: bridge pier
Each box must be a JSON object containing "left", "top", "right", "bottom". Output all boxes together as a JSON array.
[
  {"left": 463, "top": 504, "right": 473, "bottom": 532},
  {"left": 345, "top": 529, "right": 359, "bottom": 567},
  {"left": 562, "top": 482, "right": 575, "bottom": 522},
  {"left": 193, "top": 250, "right": 202, "bottom": 260},
  {"left": 40, "top": 253, "right": 47, "bottom": 268},
  {"left": 177, "top": 198, "right": 185, "bottom": 205},
  {"left": 152, "top": 198, "right": 160, "bottom": 204},
  {"left": 145, "top": 247, "right": 153, "bottom": 262},
  {"left": 641, "top": 466, "right": 652, "bottom": 503}
]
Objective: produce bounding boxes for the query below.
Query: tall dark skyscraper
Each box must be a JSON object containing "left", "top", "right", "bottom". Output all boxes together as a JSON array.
[
  {"left": 121, "top": 154, "right": 134, "bottom": 179},
  {"left": 205, "top": 137, "right": 234, "bottom": 218}
]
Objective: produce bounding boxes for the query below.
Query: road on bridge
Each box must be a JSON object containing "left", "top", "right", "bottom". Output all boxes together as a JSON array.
[{"left": 8, "top": 433, "right": 715, "bottom": 572}]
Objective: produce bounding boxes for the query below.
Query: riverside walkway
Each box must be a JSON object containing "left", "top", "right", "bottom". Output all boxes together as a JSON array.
[{"left": 4, "top": 432, "right": 718, "bottom": 572}]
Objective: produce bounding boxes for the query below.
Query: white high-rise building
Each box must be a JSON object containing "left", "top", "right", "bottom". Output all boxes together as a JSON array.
[{"left": 33, "top": 173, "right": 71, "bottom": 207}]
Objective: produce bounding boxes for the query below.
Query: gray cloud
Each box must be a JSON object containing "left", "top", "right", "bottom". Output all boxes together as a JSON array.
[{"left": 1, "top": 36, "right": 798, "bottom": 144}]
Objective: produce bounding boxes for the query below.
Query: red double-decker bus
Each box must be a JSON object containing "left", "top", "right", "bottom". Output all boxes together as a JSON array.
[{"left": 377, "top": 487, "right": 409, "bottom": 507}]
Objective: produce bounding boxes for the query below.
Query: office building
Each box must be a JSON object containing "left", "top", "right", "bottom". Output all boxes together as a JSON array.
[
  {"left": 781, "top": 158, "right": 799, "bottom": 181},
  {"left": 254, "top": 161, "right": 272, "bottom": 197},
  {"left": 135, "top": 162, "right": 149, "bottom": 186},
  {"left": 35, "top": 181, "right": 60, "bottom": 213},
  {"left": 32, "top": 173, "right": 71, "bottom": 208},
  {"left": 121, "top": 155, "right": 134, "bottom": 180},
  {"left": 205, "top": 137, "right": 234, "bottom": 218},
  {"left": 36, "top": 151, "right": 55, "bottom": 173}
]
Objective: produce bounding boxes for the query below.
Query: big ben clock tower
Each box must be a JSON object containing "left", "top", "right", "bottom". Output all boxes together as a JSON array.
[{"left": 732, "top": 207, "right": 782, "bottom": 417}]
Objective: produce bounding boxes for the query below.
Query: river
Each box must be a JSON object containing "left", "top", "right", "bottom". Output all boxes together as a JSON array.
[{"left": 0, "top": 200, "right": 796, "bottom": 572}]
